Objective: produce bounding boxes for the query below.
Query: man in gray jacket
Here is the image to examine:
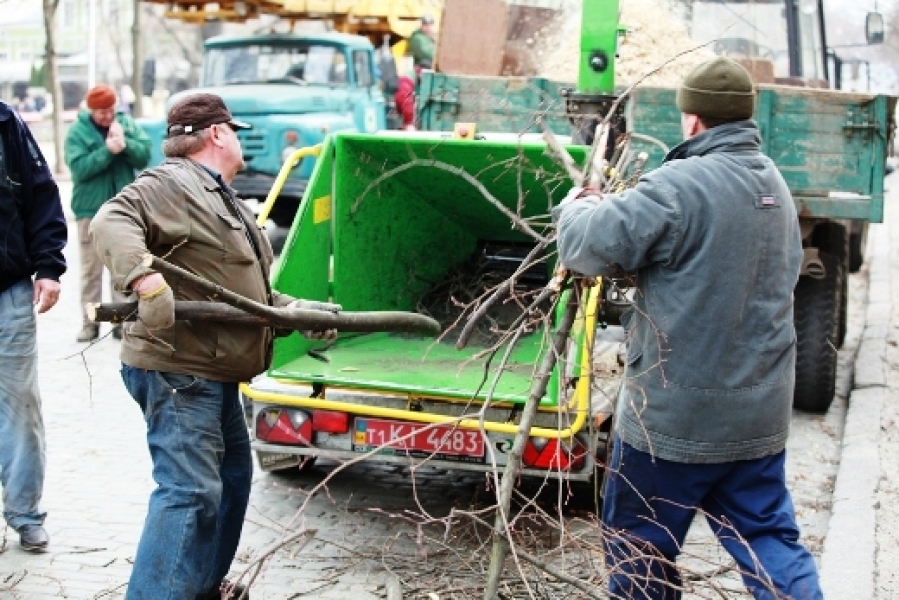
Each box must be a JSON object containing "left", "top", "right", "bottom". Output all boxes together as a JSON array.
[{"left": 553, "top": 57, "right": 822, "bottom": 599}]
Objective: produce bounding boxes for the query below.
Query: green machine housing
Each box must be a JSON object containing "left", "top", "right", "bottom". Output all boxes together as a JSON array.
[
  {"left": 270, "top": 134, "right": 586, "bottom": 405},
  {"left": 242, "top": 132, "right": 606, "bottom": 479}
]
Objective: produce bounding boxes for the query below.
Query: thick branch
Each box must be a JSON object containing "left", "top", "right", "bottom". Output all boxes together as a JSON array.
[
  {"left": 136, "top": 255, "right": 440, "bottom": 336},
  {"left": 88, "top": 300, "right": 439, "bottom": 336}
]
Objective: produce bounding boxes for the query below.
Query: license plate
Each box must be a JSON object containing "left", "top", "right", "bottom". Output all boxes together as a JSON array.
[{"left": 354, "top": 418, "right": 485, "bottom": 462}]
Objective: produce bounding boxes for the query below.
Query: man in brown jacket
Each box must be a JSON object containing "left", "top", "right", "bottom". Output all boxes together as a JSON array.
[{"left": 90, "top": 93, "right": 322, "bottom": 599}]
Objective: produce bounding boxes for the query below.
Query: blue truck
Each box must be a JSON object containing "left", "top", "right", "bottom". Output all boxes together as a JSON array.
[{"left": 140, "top": 32, "right": 386, "bottom": 230}]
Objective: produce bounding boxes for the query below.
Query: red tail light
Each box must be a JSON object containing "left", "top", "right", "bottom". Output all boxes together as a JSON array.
[
  {"left": 312, "top": 410, "right": 350, "bottom": 434},
  {"left": 522, "top": 437, "right": 588, "bottom": 471},
  {"left": 256, "top": 408, "right": 312, "bottom": 445}
]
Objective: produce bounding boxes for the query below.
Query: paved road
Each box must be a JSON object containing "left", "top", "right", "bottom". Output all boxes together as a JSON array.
[
  {"left": 0, "top": 152, "right": 866, "bottom": 598},
  {"left": 0, "top": 218, "right": 484, "bottom": 598},
  {"left": 0, "top": 174, "right": 491, "bottom": 599}
]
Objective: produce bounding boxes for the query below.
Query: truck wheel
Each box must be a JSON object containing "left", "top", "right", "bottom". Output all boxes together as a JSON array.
[
  {"left": 793, "top": 252, "right": 842, "bottom": 413},
  {"left": 811, "top": 223, "right": 849, "bottom": 348},
  {"left": 838, "top": 263, "right": 848, "bottom": 349},
  {"left": 849, "top": 221, "right": 868, "bottom": 273}
]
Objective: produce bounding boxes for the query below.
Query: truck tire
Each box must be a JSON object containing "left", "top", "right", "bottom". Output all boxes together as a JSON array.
[
  {"left": 811, "top": 223, "right": 849, "bottom": 348},
  {"left": 793, "top": 252, "right": 842, "bottom": 414},
  {"left": 849, "top": 221, "right": 868, "bottom": 273},
  {"left": 838, "top": 261, "right": 848, "bottom": 349}
]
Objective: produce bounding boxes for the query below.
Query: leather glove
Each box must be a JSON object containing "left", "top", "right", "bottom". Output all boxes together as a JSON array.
[
  {"left": 303, "top": 329, "right": 337, "bottom": 342},
  {"left": 138, "top": 280, "right": 175, "bottom": 331},
  {"left": 560, "top": 186, "right": 601, "bottom": 206},
  {"left": 285, "top": 299, "right": 340, "bottom": 341}
]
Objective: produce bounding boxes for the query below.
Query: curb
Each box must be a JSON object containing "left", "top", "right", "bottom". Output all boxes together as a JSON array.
[{"left": 819, "top": 218, "right": 892, "bottom": 599}]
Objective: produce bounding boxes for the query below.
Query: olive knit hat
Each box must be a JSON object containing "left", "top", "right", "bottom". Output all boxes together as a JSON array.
[{"left": 676, "top": 57, "right": 755, "bottom": 120}]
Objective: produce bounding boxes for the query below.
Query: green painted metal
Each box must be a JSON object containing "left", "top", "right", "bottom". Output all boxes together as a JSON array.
[
  {"left": 271, "top": 133, "right": 588, "bottom": 405},
  {"left": 417, "top": 72, "right": 572, "bottom": 136},
  {"left": 578, "top": 0, "right": 620, "bottom": 94},
  {"left": 270, "top": 333, "right": 542, "bottom": 402},
  {"left": 270, "top": 137, "right": 336, "bottom": 372},
  {"left": 627, "top": 86, "right": 895, "bottom": 223}
]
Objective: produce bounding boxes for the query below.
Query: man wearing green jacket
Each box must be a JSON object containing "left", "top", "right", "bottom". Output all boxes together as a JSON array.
[
  {"left": 65, "top": 84, "right": 151, "bottom": 342},
  {"left": 408, "top": 14, "right": 436, "bottom": 69}
]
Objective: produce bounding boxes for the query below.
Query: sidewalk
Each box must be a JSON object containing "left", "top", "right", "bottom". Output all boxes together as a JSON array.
[{"left": 820, "top": 175, "right": 898, "bottom": 599}]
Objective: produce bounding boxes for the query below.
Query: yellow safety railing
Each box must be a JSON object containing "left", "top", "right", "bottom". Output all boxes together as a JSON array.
[{"left": 255, "top": 144, "right": 322, "bottom": 227}]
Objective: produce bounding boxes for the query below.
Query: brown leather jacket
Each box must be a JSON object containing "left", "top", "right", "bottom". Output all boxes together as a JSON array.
[{"left": 91, "top": 157, "right": 290, "bottom": 382}]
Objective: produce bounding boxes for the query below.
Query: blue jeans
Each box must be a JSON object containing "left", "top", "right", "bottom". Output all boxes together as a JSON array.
[
  {"left": 121, "top": 365, "right": 252, "bottom": 600},
  {"left": 0, "top": 279, "right": 47, "bottom": 531},
  {"left": 602, "top": 437, "right": 822, "bottom": 600}
]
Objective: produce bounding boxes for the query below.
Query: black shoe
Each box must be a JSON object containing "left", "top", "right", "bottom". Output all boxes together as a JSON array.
[
  {"left": 197, "top": 580, "right": 249, "bottom": 600},
  {"left": 112, "top": 325, "right": 123, "bottom": 340},
  {"left": 18, "top": 524, "right": 49, "bottom": 552}
]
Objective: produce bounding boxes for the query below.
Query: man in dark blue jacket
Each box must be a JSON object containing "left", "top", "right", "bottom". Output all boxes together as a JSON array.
[
  {"left": 554, "top": 58, "right": 822, "bottom": 599},
  {"left": 0, "top": 100, "right": 67, "bottom": 552}
]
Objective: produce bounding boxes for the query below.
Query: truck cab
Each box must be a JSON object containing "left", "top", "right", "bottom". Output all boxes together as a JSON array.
[{"left": 140, "top": 32, "right": 385, "bottom": 229}]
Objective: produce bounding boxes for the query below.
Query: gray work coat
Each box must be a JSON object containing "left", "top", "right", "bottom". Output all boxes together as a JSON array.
[{"left": 553, "top": 121, "right": 803, "bottom": 463}]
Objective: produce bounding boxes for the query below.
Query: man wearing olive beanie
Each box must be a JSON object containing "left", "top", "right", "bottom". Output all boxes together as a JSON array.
[{"left": 554, "top": 57, "right": 822, "bottom": 599}]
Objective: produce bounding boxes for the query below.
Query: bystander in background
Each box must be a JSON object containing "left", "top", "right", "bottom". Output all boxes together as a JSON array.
[
  {"left": 65, "top": 84, "right": 151, "bottom": 342},
  {"left": 0, "top": 99, "right": 68, "bottom": 552}
]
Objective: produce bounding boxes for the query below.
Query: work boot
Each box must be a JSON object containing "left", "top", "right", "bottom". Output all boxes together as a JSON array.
[
  {"left": 18, "top": 524, "right": 49, "bottom": 552},
  {"left": 197, "top": 580, "right": 249, "bottom": 600},
  {"left": 75, "top": 325, "right": 99, "bottom": 343},
  {"left": 112, "top": 325, "right": 123, "bottom": 340}
]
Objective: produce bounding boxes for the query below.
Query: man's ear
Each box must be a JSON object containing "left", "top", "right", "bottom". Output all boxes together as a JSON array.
[
  {"left": 681, "top": 113, "right": 702, "bottom": 139},
  {"left": 210, "top": 124, "right": 227, "bottom": 148}
]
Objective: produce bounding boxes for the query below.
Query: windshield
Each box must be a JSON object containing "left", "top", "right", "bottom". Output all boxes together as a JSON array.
[
  {"left": 667, "top": 0, "right": 826, "bottom": 82},
  {"left": 202, "top": 43, "right": 350, "bottom": 86}
]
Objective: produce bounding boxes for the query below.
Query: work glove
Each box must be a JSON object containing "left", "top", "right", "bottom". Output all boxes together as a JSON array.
[
  {"left": 303, "top": 329, "right": 338, "bottom": 342},
  {"left": 560, "top": 186, "right": 601, "bottom": 206},
  {"left": 138, "top": 280, "right": 175, "bottom": 331},
  {"left": 285, "top": 299, "right": 341, "bottom": 342}
]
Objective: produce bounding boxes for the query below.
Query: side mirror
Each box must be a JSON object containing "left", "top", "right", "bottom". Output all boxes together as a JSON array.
[{"left": 866, "top": 12, "right": 885, "bottom": 45}]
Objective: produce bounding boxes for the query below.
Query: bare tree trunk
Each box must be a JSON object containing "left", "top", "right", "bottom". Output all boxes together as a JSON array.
[
  {"left": 147, "top": 9, "right": 203, "bottom": 73},
  {"left": 42, "top": 0, "right": 65, "bottom": 175},
  {"left": 104, "top": 4, "right": 130, "bottom": 85},
  {"left": 131, "top": 0, "right": 143, "bottom": 117}
]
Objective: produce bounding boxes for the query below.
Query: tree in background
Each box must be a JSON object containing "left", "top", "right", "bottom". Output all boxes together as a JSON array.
[
  {"left": 132, "top": 0, "right": 143, "bottom": 117},
  {"left": 41, "top": 0, "right": 65, "bottom": 175}
]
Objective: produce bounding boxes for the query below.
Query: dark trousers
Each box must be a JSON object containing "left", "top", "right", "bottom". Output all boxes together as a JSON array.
[{"left": 602, "top": 437, "right": 823, "bottom": 600}]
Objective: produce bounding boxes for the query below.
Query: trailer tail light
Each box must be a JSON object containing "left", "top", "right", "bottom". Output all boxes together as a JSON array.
[
  {"left": 256, "top": 408, "right": 312, "bottom": 445},
  {"left": 522, "top": 437, "right": 588, "bottom": 471},
  {"left": 312, "top": 410, "right": 350, "bottom": 434}
]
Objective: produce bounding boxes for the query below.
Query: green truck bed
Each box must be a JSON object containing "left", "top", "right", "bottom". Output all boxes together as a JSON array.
[{"left": 417, "top": 73, "right": 895, "bottom": 222}]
